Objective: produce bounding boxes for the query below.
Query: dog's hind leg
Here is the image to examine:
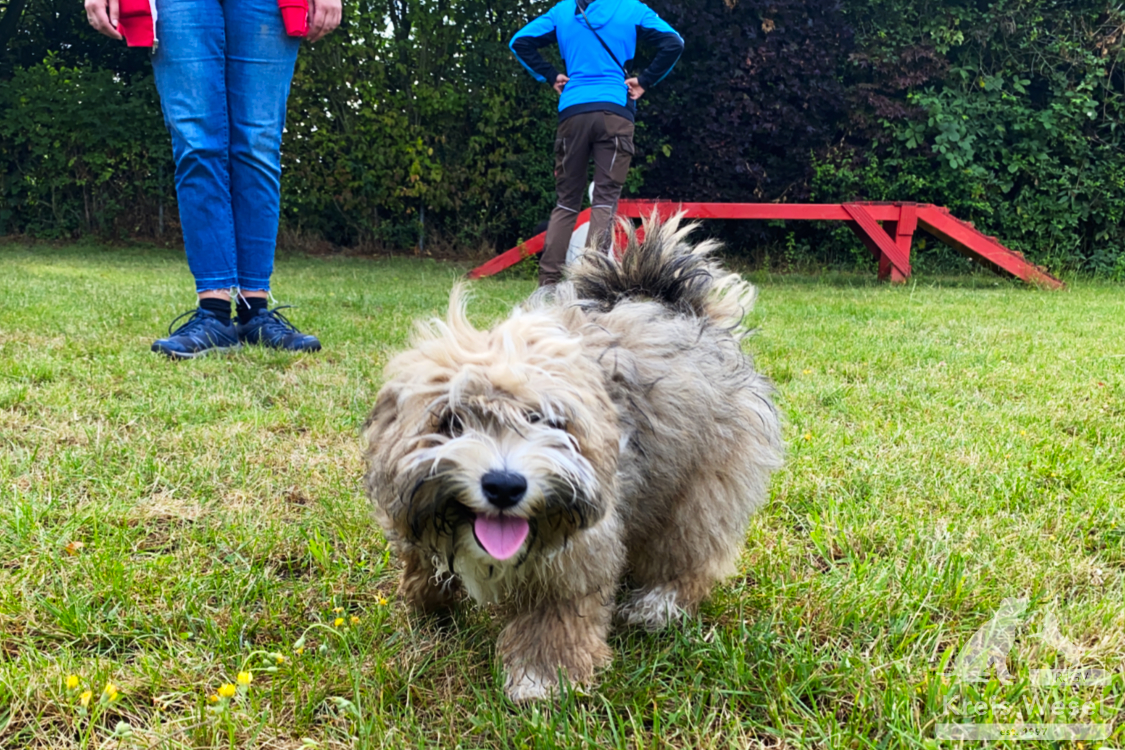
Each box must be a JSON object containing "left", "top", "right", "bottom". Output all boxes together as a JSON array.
[
  {"left": 619, "top": 472, "right": 763, "bottom": 630},
  {"left": 498, "top": 590, "right": 614, "bottom": 702},
  {"left": 398, "top": 546, "right": 461, "bottom": 614}
]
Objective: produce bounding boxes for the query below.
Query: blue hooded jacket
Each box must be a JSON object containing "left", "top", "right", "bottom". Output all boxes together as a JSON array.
[{"left": 510, "top": 0, "right": 683, "bottom": 123}]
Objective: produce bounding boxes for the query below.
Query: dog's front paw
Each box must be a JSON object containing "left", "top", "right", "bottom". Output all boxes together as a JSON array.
[
  {"left": 617, "top": 585, "right": 685, "bottom": 631},
  {"left": 504, "top": 668, "right": 557, "bottom": 703}
]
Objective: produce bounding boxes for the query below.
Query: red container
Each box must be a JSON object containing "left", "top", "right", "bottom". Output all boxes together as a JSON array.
[
  {"left": 278, "top": 0, "right": 309, "bottom": 37},
  {"left": 110, "top": 0, "right": 306, "bottom": 47},
  {"left": 117, "top": 0, "right": 155, "bottom": 47}
]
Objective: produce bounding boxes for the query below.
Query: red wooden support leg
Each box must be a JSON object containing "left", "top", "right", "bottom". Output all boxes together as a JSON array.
[
  {"left": 842, "top": 203, "right": 911, "bottom": 283},
  {"left": 847, "top": 219, "right": 889, "bottom": 277},
  {"left": 878, "top": 220, "right": 898, "bottom": 282},
  {"left": 870, "top": 204, "right": 914, "bottom": 283},
  {"left": 880, "top": 218, "right": 910, "bottom": 282},
  {"left": 890, "top": 203, "right": 917, "bottom": 283}
]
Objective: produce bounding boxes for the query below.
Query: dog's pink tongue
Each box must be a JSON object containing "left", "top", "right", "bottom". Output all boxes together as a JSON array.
[{"left": 473, "top": 514, "right": 529, "bottom": 560}]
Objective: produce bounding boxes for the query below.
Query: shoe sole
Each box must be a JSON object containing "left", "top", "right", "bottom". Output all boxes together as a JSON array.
[
  {"left": 239, "top": 339, "right": 322, "bottom": 352},
  {"left": 153, "top": 344, "right": 242, "bottom": 359}
]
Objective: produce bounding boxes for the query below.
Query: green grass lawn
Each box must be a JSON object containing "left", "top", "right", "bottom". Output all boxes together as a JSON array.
[{"left": 1, "top": 242, "right": 1123, "bottom": 749}]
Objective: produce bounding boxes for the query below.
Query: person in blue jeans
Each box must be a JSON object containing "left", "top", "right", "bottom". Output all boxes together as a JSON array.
[{"left": 85, "top": 0, "right": 341, "bottom": 357}]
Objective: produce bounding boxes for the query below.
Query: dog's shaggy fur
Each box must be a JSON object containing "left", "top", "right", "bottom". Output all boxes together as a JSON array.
[{"left": 363, "top": 215, "right": 783, "bottom": 702}]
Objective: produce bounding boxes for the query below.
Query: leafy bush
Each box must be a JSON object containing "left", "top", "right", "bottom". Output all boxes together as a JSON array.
[
  {"left": 0, "top": 56, "right": 172, "bottom": 238},
  {"left": 815, "top": 0, "right": 1125, "bottom": 276}
]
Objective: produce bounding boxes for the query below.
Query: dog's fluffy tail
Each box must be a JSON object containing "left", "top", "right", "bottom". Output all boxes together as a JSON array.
[{"left": 568, "top": 211, "right": 756, "bottom": 333}]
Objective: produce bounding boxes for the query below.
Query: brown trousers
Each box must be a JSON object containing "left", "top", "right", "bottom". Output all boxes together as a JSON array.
[{"left": 539, "top": 111, "right": 635, "bottom": 286}]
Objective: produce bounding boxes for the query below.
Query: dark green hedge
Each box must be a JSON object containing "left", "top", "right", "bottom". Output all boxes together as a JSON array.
[
  {"left": 2, "top": 0, "right": 1124, "bottom": 275},
  {"left": 0, "top": 60, "right": 172, "bottom": 238}
]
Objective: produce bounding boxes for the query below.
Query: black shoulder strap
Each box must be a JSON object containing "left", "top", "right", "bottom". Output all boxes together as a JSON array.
[{"left": 577, "top": 3, "right": 627, "bottom": 76}]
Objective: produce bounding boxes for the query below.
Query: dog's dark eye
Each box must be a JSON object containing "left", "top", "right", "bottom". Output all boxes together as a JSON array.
[
  {"left": 529, "top": 412, "right": 566, "bottom": 431},
  {"left": 438, "top": 412, "right": 464, "bottom": 437}
]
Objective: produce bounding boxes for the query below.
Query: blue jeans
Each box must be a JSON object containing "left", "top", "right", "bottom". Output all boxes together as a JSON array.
[{"left": 152, "top": 0, "right": 300, "bottom": 293}]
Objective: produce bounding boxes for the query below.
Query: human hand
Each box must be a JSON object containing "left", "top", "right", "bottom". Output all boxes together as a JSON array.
[
  {"left": 625, "top": 77, "right": 645, "bottom": 100},
  {"left": 307, "top": 0, "right": 342, "bottom": 42},
  {"left": 85, "top": 0, "right": 124, "bottom": 40},
  {"left": 553, "top": 74, "right": 569, "bottom": 95}
]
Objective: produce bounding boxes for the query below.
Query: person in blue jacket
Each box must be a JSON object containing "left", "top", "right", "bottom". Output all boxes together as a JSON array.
[{"left": 511, "top": 0, "right": 683, "bottom": 289}]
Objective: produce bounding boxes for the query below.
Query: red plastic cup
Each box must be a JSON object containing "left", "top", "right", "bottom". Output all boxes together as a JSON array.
[
  {"left": 117, "top": 0, "right": 155, "bottom": 47},
  {"left": 278, "top": 0, "right": 309, "bottom": 37}
]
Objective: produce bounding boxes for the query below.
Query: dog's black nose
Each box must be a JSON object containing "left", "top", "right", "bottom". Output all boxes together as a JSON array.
[{"left": 481, "top": 471, "right": 528, "bottom": 509}]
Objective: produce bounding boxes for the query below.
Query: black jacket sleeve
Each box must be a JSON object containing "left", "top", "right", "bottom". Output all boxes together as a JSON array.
[
  {"left": 635, "top": 26, "right": 684, "bottom": 90},
  {"left": 511, "top": 30, "right": 562, "bottom": 85}
]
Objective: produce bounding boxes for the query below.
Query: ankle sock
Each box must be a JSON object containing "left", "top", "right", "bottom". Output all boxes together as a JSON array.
[
  {"left": 238, "top": 296, "right": 269, "bottom": 326},
  {"left": 199, "top": 297, "right": 232, "bottom": 326}
]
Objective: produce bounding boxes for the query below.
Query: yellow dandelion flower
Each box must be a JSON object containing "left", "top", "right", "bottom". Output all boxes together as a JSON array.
[
  {"left": 378, "top": 596, "right": 388, "bottom": 606},
  {"left": 802, "top": 369, "right": 811, "bottom": 375},
  {"left": 803, "top": 432, "right": 812, "bottom": 441},
  {"left": 103, "top": 683, "right": 119, "bottom": 701},
  {"left": 334, "top": 617, "right": 344, "bottom": 627},
  {"left": 237, "top": 671, "right": 252, "bottom": 686},
  {"left": 66, "top": 675, "right": 80, "bottom": 690},
  {"left": 350, "top": 616, "right": 360, "bottom": 625},
  {"left": 80, "top": 690, "right": 93, "bottom": 708},
  {"left": 218, "top": 683, "right": 236, "bottom": 699},
  {"left": 295, "top": 646, "right": 304, "bottom": 656},
  {"left": 209, "top": 694, "right": 219, "bottom": 703},
  {"left": 275, "top": 655, "right": 285, "bottom": 664},
  {"left": 332, "top": 606, "right": 343, "bottom": 614},
  {"left": 1020, "top": 430, "right": 1027, "bottom": 435}
]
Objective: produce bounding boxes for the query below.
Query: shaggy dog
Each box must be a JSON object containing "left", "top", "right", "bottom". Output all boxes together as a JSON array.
[{"left": 363, "top": 215, "right": 783, "bottom": 702}]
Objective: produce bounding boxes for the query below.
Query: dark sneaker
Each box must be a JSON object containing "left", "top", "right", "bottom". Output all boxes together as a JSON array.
[
  {"left": 151, "top": 308, "right": 240, "bottom": 358},
  {"left": 238, "top": 306, "right": 321, "bottom": 352}
]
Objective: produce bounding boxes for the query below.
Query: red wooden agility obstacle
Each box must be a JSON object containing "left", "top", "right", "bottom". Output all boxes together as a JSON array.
[{"left": 467, "top": 201, "right": 1064, "bottom": 289}]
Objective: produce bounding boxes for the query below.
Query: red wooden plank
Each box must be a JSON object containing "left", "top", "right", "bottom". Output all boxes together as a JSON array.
[
  {"left": 616, "top": 200, "right": 903, "bottom": 222},
  {"left": 842, "top": 203, "right": 911, "bottom": 277},
  {"left": 879, "top": 221, "right": 902, "bottom": 282},
  {"left": 916, "top": 207, "right": 1064, "bottom": 289},
  {"left": 896, "top": 203, "right": 918, "bottom": 240},
  {"left": 467, "top": 239, "right": 542, "bottom": 280},
  {"left": 882, "top": 203, "right": 916, "bottom": 283}
]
